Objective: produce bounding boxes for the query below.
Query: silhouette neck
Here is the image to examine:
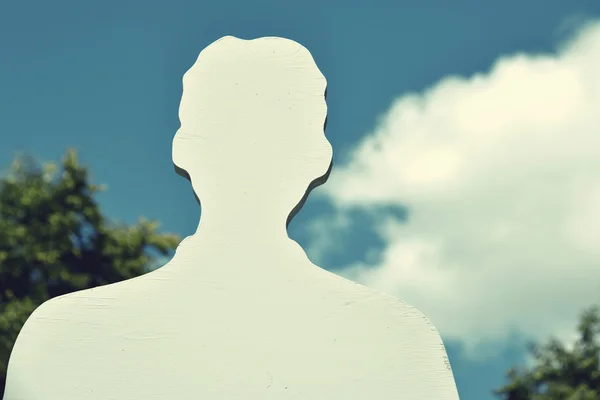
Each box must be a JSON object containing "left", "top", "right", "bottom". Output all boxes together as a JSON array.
[{"left": 195, "top": 200, "right": 291, "bottom": 243}]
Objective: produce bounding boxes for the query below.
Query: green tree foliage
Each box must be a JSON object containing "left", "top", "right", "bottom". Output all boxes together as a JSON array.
[
  {"left": 495, "top": 306, "right": 600, "bottom": 399},
  {"left": 0, "top": 149, "right": 180, "bottom": 395}
]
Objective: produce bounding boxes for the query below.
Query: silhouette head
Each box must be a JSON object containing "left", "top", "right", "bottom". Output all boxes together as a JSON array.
[{"left": 173, "top": 36, "right": 332, "bottom": 235}]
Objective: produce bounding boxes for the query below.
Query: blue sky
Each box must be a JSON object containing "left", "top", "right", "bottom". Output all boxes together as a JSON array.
[{"left": 2, "top": 1, "right": 600, "bottom": 398}]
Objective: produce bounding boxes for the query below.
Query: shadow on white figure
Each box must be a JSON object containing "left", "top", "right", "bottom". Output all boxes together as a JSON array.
[{"left": 3, "top": 36, "right": 460, "bottom": 399}]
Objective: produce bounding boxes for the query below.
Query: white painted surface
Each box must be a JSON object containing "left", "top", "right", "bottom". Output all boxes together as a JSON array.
[{"left": 3, "top": 36, "right": 460, "bottom": 399}]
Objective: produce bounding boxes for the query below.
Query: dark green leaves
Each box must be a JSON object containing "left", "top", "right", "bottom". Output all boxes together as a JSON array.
[
  {"left": 495, "top": 306, "right": 600, "bottom": 399},
  {"left": 0, "top": 149, "right": 180, "bottom": 394}
]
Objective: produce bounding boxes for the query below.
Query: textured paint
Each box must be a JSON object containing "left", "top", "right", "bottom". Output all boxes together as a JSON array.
[{"left": 3, "top": 36, "right": 460, "bottom": 399}]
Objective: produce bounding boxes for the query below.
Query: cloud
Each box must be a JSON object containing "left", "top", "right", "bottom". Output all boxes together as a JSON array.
[
  {"left": 308, "top": 20, "right": 600, "bottom": 354},
  {"left": 303, "top": 206, "right": 350, "bottom": 263}
]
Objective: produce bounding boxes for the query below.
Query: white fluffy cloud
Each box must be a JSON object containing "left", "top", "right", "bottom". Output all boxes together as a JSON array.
[{"left": 309, "top": 21, "right": 600, "bottom": 352}]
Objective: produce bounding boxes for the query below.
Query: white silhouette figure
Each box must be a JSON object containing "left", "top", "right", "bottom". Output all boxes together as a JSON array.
[{"left": 4, "top": 36, "right": 460, "bottom": 399}]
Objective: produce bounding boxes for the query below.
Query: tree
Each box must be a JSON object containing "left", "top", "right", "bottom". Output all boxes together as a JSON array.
[
  {"left": 495, "top": 306, "right": 600, "bottom": 399},
  {"left": 0, "top": 149, "right": 180, "bottom": 396}
]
